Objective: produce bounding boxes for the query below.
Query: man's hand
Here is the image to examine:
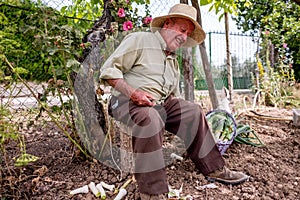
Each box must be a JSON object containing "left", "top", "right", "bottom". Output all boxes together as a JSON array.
[
  {"left": 130, "top": 89, "right": 156, "bottom": 106},
  {"left": 106, "top": 78, "right": 156, "bottom": 106}
]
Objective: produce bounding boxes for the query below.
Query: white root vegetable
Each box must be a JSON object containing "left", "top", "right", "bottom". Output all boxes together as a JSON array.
[
  {"left": 113, "top": 188, "right": 127, "bottom": 200},
  {"left": 96, "top": 183, "right": 107, "bottom": 199},
  {"left": 88, "top": 182, "right": 100, "bottom": 197},
  {"left": 196, "top": 183, "right": 218, "bottom": 190},
  {"left": 168, "top": 184, "right": 183, "bottom": 198},
  {"left": 170, "top": 153, "right": 183, "bottom": 161},
  {"left": 100, "top": 181, "right": 115, "bottom": 191},
  {"left": 70, "top": 185, "right": 89, "bottom": 195}
]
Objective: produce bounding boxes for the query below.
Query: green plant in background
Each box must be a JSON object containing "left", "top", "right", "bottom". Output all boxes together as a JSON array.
[
  {"left": 253, "top": 31, "right": 299, "bottom": 108},
  {"left": 211, "top": 0, "right": 300, "bottom": 106},
  {"left": 0, "top": 0, "right": 46, "bottom": 81},
  {"left": 0, "top": 107, "right": 19, "bottom": 154},
  {"left": 24, "top": 3, "right": 89, "bottom": 153},
  {"left": 234, "top": 0, "right": 300, "bottom": 81},
  {"left": 26, "top": 8, "right": 84, "bottom": 81},
  {"left": 0, "top": 2, "right": 28, "bottom": 82},
  {"left": 0, "top": 0, "right": 87, "bottom": 81}
]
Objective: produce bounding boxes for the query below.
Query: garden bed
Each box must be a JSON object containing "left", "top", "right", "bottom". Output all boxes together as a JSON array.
[{"left": 1, "top": 105, "right": 299, "bottom": 199}]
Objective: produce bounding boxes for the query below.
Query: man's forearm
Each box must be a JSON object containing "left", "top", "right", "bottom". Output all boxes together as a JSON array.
[{"left": 106, "top": 78, "right": 135, "bottom": 98}]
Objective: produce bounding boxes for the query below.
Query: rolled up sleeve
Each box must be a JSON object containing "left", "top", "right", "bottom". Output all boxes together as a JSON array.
[
  {"left": 99, "top": 34, "right": 140, "bottom": 84},
  {"left": 100, "top": 67, "right": 124, "bottom": 80}
]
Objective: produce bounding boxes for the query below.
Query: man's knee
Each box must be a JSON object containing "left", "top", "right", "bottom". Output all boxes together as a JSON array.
[{"left": 131, "top": 107, "right": 165, "bottom": 138}]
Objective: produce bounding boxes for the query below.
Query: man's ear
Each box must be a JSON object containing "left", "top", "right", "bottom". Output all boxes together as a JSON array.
[{"left": 164, "top": 18, "right": 171, "bottom": 27}]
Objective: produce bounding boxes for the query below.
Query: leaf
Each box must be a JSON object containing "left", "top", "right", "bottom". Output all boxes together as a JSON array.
[
  {"left": 14, "top": 67, "right": 29, "bottom": 75},
  {"left": 14, "top": 153, "right": 39, "bottom": 167},
  {"left": 244, "top": 1, "right": 252, "bottom": 8},
  {"left": 218, "top": 13, "right": 224, "bottom": 21},
  {"left": 200, "top": 0, "right": 213, "bottom": 6}
]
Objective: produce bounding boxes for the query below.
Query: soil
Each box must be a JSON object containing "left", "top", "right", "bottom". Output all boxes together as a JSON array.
[{"left": 1, "top": 104, "right": 300, "bottom": 200}]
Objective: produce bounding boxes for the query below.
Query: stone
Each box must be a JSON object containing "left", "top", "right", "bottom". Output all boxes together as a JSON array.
[{"left": 293, "top": 109, "right": 300, "bottom": 127}]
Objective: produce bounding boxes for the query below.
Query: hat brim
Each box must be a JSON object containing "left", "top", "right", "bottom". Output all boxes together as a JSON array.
[{"left": 150, "top": 14, "right": 206, "bottom": 47}]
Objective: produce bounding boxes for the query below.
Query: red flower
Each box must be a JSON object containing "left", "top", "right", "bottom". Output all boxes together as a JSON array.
[
  {"left": 123, "top": 21, "right": 133, "bottom": 31},
  {"left": 143, "top": 16, "right": 152, "bottom": 25},
  {"left": 117, "top": 8, "right": 126, "bottom": 18}
]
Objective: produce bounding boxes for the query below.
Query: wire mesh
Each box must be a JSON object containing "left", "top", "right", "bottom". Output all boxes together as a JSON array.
[{"left": 1, "top": 0, "right": 258, "bottom": 123}]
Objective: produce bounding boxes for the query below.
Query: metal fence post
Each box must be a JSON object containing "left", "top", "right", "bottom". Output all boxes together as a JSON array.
[{"left": 209, "top": 31, "right": 212, "bottom": 67}]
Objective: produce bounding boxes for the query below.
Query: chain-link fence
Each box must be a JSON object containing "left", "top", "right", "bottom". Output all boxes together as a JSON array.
[
  {"left": 0, "top": 0, "right": 258, "bottom": 111},
  {"left": 0, "top": 0, "right": 259, "bottom": 154},
  {"left": 196, "top": 31, "right": 258, "bottom": 90}
]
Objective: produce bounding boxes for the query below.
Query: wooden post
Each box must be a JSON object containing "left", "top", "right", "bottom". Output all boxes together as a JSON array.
[
  {"left": 225, "top": 12, "right": 233, "bottom": 101},
  {"left": 181, "top": 0, "right": 194, "bottom": 102},
  {"left": 192, "top": 0, "right": 219, "bottom": 109}
]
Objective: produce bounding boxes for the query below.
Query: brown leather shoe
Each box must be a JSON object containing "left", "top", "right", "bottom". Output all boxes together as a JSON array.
[
  {"left": 140, "top": 193, "right": 167, "bottom": 200},
  {"left": 206, "top": 167, "right": 250, "bottom": 185}
]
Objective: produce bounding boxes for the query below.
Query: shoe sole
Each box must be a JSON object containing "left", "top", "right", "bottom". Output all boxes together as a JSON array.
[{"left": 206, "top": 175, "right": 250, "bottom": 185}]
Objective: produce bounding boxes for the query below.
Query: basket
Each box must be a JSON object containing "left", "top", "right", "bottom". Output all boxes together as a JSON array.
[{"left": 206, "top": 109, "right": 237, "bottom": 155}]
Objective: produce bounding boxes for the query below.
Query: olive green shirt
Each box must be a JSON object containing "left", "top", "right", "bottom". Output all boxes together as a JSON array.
[{"left": 100, "top": 31, "right": 181, "bottom": 103}]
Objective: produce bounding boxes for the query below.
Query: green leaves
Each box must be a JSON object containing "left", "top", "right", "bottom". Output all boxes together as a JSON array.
[
  {"left": 234, "top": 0, "right": 300, "bottom": 80},
  {"left": 60, "top": 0, "right": 104, "bottom": 23},
  {"left": 200, "top": 0, "right": 213, "bottom": 6},
  {"left": 200, "top": 0, "right": 237, "bottom": 16}
]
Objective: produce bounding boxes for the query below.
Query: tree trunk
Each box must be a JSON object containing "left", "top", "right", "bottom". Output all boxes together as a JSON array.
[
  {"left": 180, "top": 0, "right": 194, "bottom": 102},
  {"left": 71, "top": 0, "right": 112, "bottom": 161},
  {"left": 225, "top": 12, "right": 233, "bottom": 101},
  {"left": 192, "top": 0, "right": 219, "bottom": 109},
  {"left": 182, "top": 48, "right": 194, "bottom": 102}
]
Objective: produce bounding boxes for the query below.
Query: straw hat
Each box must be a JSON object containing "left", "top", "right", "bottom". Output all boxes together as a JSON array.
[{"left": 150, "top": 3, "right": 206, "bottom": 47}]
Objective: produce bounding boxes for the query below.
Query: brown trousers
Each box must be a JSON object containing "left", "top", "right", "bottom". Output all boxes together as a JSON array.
[{"left": 108, "top": 95, "right": 225, "bottom": 195}]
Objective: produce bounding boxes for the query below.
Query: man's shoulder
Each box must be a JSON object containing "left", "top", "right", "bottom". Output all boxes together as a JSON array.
[
  {"left": 126, "top": 31, "right": 160, "bottom": 48},
  {"left": 127, "top": 31, "right": 156, "bottom": 39}
]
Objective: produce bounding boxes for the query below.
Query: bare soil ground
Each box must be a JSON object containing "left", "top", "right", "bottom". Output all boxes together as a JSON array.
[{"left": 1, "top": 104, "right": 299, "bottom": 199}]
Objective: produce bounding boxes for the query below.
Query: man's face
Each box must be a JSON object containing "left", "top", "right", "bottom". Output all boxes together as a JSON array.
[{"left": 161, "top": 18, "right": 195, "bottom": 51}]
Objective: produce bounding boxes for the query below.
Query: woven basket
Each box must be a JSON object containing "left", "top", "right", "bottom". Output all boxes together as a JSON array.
[{"left": 206, "top": 109, "right": 237, "bottom": 155}]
